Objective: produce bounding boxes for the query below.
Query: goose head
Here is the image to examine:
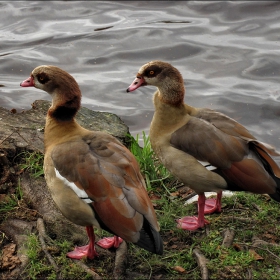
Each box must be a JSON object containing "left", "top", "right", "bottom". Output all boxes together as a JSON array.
[
  {"left": 127, "top": 60, "right": 184, "bottom": 92},
  {"left": 20, "top": 65, "right": 81, "bottom": 120}
]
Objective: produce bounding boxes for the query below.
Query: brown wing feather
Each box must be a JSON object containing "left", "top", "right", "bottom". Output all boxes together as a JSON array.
[
  {"left": 194, "top": 108, "right": 256, "bottom": 139},
  {"left": 51, "top": 132, "right": 159, "bottom": 242},
  {"left": 220, "top": 158, "right": 277, "bottom": 194},
  {"left": 170, "top": 117, "right": 248, "bottom": 169},
  {"left": 194, "top": 108, "right": 280, "bottom": 157},
  {"left": 170, "top": 115, "right": 280, "bottom": 197}
]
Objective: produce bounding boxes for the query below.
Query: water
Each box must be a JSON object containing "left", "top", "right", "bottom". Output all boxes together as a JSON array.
[{"left": 1, "top": 1, "right": 280, "bottom": 150}]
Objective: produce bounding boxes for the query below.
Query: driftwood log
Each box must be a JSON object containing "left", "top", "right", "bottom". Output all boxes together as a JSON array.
[{"left": 0, "top": 100, "right": 131, "bottom": 279}]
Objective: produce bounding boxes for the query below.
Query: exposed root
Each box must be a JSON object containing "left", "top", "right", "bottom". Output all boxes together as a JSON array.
[
  {"left": 73, "top": 260, "right": 103, "bottom": 280},
  {"left": 37, "top": 218, "right": 59, "bottom": 272},
  {"left": 113, "top": 240, "right": 127, "bottom": 279},
  {"left": 222, "top": 228, "right": 235, "bottom": 248},
  {"left": 192, "top": 248, "right": 209, "bottom": 280}
]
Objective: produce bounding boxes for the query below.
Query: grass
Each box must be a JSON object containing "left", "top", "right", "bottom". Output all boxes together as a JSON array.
[
  {"left": 18, "top": 151, "right": 44, "bottom": 178},
  {"left": 3, "top": 132, "right": 280, "bottom": 279},
  {"left": 24, "top": 234, "right": 92, "bottom": 280},
  {"left": 127, "top": 132, "right": 172, "bottom": 192},
  {"left": 0, "top": 179, "right": 23, "bottom": 213}
]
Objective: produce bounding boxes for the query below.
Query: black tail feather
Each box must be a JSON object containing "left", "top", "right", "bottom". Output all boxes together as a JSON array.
[
  {"left": 268, "top": 175, "right": 280, "bottom": 202},
  {"left": 135, "top": 218, "right": 163, "bottom": 255}
]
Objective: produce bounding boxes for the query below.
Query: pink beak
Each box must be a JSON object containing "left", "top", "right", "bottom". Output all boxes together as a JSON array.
[
  {"left": 20, "top": 76, "right": 35, "bottom": 87},
  {"left": 126, "top": 76, "right": 146, "bottom": 92}
]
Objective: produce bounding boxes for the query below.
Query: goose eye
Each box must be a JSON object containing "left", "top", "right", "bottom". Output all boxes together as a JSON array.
[
  {"left": 150, "top": 70, "right": 154, "bottom": 75},
  {"left": 37, "top": 73, "right": 50, "bottom": 84}
]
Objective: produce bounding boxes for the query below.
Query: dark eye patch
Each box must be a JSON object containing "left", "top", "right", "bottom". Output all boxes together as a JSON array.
[
  {"left": 144, "top": 65, "right": 162, "bottom": 78},
  {"left": 37, "top": 72, "right": 50, "bottom": 84}
]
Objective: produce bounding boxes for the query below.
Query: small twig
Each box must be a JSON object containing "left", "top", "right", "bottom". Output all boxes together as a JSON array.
[
  {"left": 247, "top": 268, "right": 253, "bottom": 280},
  {"left": 113, "top": 240, "right": 127, "bottom": 279},
  {"left": 239, "top": 240, "right": 280, "bottom": 262},
  {"left": 252, "top": 203, "right": 262, "bottom": 212},
  {"left": 0, "top": 131, "right": 16, "bottom": 147},
  {"left": 36, "top": 218, "right": 59, "bottom": 271},
  {"left": 192, "top": 248, "right": 209, "bottom": 280},
  {"left": 73, "top": 260, "right": 103, "bottom": 280},
  {"left": 251, "top": 245, "right": 280, "bottom": 261},
  {"left": 251, "top": 236, "right": 280, "bottom": 247},
  {"left": 222, "top": 216, "right": 252, "bottom": 223},
  {"left": 222, "top": 229, "right": 235, "bottom": 248},
  {"left": 15, "top": 130, "right": 44, "bottom": 154}
]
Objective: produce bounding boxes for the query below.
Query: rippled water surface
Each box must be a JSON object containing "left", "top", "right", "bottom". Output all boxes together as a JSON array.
[{"left": 1, "top": 1, "right": 280, "bottom": 150}]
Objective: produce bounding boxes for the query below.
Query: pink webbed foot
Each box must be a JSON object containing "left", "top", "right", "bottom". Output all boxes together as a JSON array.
[
  {"left": 176, "top": 216, "right": 210, "bottom": 231},
  {"left": 96, "top": 236, "right": 123, "bottom": 249},
  {"left": 204, "top": 198, "right": 219, "bottom": 214},
  {"left": 66, "top": 244, "right": 98, "bottom": 260},
  {"left": 204, "top": 192, "right": 222, "bottom": 214}
]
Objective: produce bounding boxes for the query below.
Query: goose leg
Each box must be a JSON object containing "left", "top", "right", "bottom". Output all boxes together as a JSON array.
[
  {"left": 67, "top": 226, "right": 98, "bottom": 260},
  {"left": 96, "top": 235, "right": 123, "bottom": 249},
  {"left": 176, "top": 194, "right": 210, "bottom": 231},
  {"left": 204, "top": 192, "right": 222, "bottom": 214}
]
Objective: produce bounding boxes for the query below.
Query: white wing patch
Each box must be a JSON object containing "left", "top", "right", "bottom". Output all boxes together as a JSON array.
[
  {"left": 199, "top": 161, "right": 217, "bottom": 171},
  {"left": 54, "top": 168, "right": 93, "bottom": 203}
]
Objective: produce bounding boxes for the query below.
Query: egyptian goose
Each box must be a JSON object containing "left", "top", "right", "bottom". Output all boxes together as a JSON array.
[
  {"left": 20, "top": 65, "right": 163, "bottom": 259},
  {"left": 127, "top": 60, "right": 280, "bottom": 231}
]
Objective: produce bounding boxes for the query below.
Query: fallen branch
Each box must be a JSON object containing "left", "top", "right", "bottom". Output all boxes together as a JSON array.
[
  {"left": 192, "top": 248, "right": 209, "bottom": 280},
  {"left": 222, "top": 229, "right": 235, "bottom": 248},
  {"left": 113, "top": 241, "right": 127, "bottom": 279}
]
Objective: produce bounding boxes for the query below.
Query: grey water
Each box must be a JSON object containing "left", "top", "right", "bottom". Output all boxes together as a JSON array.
[{"left": 1, "top": 1, "right": 280, "bottom": 151}]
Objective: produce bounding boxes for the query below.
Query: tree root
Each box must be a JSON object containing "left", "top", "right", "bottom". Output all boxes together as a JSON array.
[
  {"left": 37, "top": 218, "right": 59, "bottom": 272},
  {"left": 73, "top": 260, "right": 103, "bottom": 280},
  {"left": 113, "top": 240, "right": 127, "bottom": 279},
  {"left": 192, "top": 248, "right": 209, "bottom": 280},
  {"left": 222, "top": 228, "right": 235, "bottom": 248}
]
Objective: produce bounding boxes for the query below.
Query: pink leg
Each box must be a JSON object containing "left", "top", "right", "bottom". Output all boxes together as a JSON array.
[
  {"left": 66, "top": 226, "right": 98, "bottom": 260},
  {"left": 96, "top": 235, "right": 123, "bottom": 249},
  {"left": 204, "top": 192, "right": 222, "bottom": 214},
  {"left": 177, "top": 193, "right": 210, "bottom": 231}
]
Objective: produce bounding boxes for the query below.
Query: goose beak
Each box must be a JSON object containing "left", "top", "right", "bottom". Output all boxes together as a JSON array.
[
  {"left": 20, "top": 76, "right": 35, "bottom": 87},
  {"left": 126, "top": 76, "right": 146, "bottom": 92}
]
